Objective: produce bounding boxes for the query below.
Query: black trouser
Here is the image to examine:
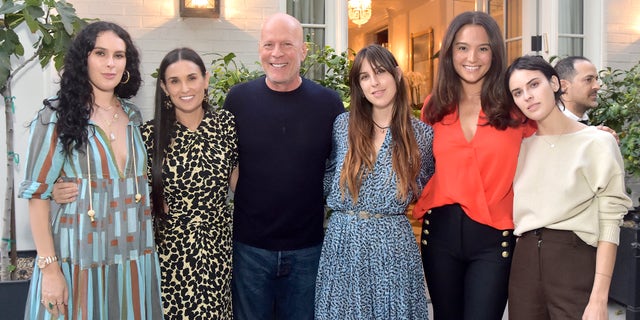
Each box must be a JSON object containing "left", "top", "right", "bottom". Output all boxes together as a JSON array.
[{"left": 420, "top": 204, "right": 515, "bottom": 320}]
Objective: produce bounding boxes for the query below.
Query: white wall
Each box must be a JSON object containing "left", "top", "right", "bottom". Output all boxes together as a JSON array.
[
  {"left": 2, "top": 0, "right": 282, "bottom": 251},
  {"left": 4, "top": 0, "right": 640, "bottom": 251},
  {"left": 604, "top": 0, "right": 640, "bottom": 70}
]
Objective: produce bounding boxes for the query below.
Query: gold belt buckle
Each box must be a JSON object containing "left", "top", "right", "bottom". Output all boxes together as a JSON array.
[{"left": 358, "top": 211, "right": 369, "bottom": 219}]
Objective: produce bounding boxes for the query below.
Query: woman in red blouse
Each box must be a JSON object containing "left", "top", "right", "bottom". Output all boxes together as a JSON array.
[{"left": 412, "top": 11, "right": 534, "bottom": 320}]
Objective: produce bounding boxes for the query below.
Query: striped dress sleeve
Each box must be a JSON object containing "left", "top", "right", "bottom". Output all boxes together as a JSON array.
[{"left": 18, "top": 106, "right": 66, "bottom": 199}]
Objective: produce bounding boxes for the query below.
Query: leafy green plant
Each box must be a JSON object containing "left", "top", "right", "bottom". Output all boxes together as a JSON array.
[
  {"left": 0, "top": 0, "right": 88, "bottom": 281},
  {"left": 590, "top": 62, "right": 640, "bottom": 176},
  {"left": 301, "top": 43, "right": 354, "bottom": 105},
  {"left": 206, "top": 52, "right": 262, "bottom": 107},
  {"left": 206, "top": 44, "right": 354, "bottom": 109}
]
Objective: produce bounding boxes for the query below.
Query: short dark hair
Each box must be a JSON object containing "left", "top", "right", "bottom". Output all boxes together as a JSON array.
[
  {"left": 554, "top": 56, "right": 592, "bottom": 81},
  {"left": 506, "top": 55, "right": 562, "bottom": 103}
]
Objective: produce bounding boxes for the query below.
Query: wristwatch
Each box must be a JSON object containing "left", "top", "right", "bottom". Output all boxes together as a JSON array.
[{"left": 36, "top": 256, "right": 58, "bottom": 269}]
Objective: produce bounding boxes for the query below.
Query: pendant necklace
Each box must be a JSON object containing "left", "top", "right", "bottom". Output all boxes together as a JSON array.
[
  {"left": 373, "top": 120, "right": 391, "bottom": 133},
  {"left": 539, "top": 134, "right": 561, "bottom": 148},
  {"left": 538, "top": 123, "right": 570, "bottom": 148},
  {"left": 94, "top": 102, "right": 120, "bottom": 141}
]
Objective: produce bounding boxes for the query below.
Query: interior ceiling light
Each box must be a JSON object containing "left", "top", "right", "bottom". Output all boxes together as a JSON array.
[{"left": 348, "top": 0, "right": 372, "bottom": 27}]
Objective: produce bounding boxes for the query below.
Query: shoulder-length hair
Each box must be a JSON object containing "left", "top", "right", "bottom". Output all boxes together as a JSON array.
[
  {"left": 150, "top": 47, "right": 212, "bottom": 220},
  {"left": 340, "top": 44, "right": 421, "bottom": 203},
  {"left": 52, "top": 21, "right": 141, "bottom": 155},
  {"left": 423, "top": 11, "right": 520, "bottom": 129},
  {"left": 505, "top": 55, "right": 563, "bottom": 106}
]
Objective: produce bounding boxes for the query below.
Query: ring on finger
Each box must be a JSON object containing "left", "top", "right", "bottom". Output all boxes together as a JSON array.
[{"left": 49, "top": 302, "right": 54, "bottom": 309}]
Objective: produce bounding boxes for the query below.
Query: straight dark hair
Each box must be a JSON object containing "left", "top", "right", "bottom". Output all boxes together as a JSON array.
[{"left": 150, "top": 47, "right": 211, "bottom": 221}]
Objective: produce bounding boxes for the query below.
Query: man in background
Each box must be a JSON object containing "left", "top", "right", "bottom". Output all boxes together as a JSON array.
[{"left": 554, "top": 56, "right": 601, "bottom": 124}]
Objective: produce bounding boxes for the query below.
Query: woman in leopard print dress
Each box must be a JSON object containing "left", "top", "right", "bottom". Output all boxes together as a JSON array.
[{"left": 142, "top": 48, "right": 238, "bottom": 319}]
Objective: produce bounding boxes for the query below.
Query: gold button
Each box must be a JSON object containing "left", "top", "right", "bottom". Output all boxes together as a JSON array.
[
  {"left": 502, "top": 231, "right": 510, "bottom": 237},
  {"left": 427, "top": 209, "right": 432, "bottom": 214},
  {"left": 421, "top": 240, "right": 428, "bottom": 246},
  {"left": 424, "top": 219, "right": 430, "bottom": 225},
  {"left": 423, "top": 229, "right": 429, "bottom": 235},
  {"left": 501, "top": 241, "right": 509, "bottom": 248},
  {"left": 502, "top": 251, "right": 509, "bottom": 258}
]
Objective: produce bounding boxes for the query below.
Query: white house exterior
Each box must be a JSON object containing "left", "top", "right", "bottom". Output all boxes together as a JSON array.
[{"left": 2, "top": 0, "right": 639, "bottom": 250}]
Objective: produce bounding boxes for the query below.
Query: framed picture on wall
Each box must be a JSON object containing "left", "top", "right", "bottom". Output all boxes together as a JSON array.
[{"left": 409, "top": 28, "right": 434, "bottom": 108}]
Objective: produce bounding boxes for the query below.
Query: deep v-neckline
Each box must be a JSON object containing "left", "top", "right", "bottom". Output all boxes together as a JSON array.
[
  {"left": 457, "top": 105, "right": 482, "bottom": 143},
  {"left": 92, "top": 104, "right": 130, "bottom": 178}
]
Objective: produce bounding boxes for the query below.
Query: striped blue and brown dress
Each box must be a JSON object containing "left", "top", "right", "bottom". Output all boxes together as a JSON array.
[{"left": 18, "top": 98, "right": 163, "bottom": 319}]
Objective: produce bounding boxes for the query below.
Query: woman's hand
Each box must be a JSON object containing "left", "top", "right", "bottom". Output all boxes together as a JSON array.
[
  {"left": 230, "top": 166, "right": 239, "bottom": 193},
  {"left": 51, "top": 178, "right": 78, "bottom": 204},
  {"left": 582, "top": 298, "right": 608, "bottom": 320},
  {"left": 40, "top": 265, "right": 69, "bottom": 317}
]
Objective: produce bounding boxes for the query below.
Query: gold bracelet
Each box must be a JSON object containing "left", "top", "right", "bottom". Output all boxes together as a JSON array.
[{"left": 595, "top": 272, "right": 612, "bottom": 278}]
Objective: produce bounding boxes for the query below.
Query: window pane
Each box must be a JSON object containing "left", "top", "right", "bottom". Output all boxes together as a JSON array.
[
  {"left": 489, "top": 0, "right": 505, "bottom": 35},
  {"left": 558, "top": 0, "right": 583, "bottom": 34},
  {"left": 302, "top": 28, "right": 326, "bottom": 81},
  {"left": 505, "top": 0, "right": 522, "bottom": 39},
  {"left": 558, "top": 37, "right": 583, "bottom": 57},
  {"left": 287, "top": 0, "right": 325, "bottom": 24},
  {"left": 287, "top": 0, "right": 327, "bottom": 81},
  {"left": 506, "top": 39, "right": 522, "bottom": 64}
]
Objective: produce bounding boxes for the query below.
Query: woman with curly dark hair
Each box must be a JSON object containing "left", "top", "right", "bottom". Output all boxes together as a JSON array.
[{"left": 18, "top": 21, "right": 163, "bottom": 319}]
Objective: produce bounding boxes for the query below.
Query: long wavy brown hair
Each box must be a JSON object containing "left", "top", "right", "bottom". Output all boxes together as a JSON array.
[
  {"left": 340, "top": 44, "right": 421, "bottom": 203},
  {"left": 423, "top": 11, "right": 521, "bottom": 129}
]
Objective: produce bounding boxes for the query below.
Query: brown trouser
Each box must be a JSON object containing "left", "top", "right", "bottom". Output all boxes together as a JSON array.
[{"left": 508, "top": 228, "right": 596, "bottom": 320}]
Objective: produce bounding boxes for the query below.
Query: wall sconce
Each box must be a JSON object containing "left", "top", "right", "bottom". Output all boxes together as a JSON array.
[
  {"left": 180, "top": 0, "right": 220, "bottom": 18},
  {"left": 348, "top": 0, "right": 372, "bottom": 27}
]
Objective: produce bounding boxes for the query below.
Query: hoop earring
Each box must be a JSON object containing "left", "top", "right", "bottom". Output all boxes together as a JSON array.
[{"left": 120, "top": 70, "right": 130, "bottom": 84}]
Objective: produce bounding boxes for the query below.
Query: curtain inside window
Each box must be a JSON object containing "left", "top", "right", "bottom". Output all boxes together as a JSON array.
[
  {"left": 558, "top": 0, "right": 584, "bottom": 56},
  {"left": 287, "top": 0, "right": 327, "bottom": 81}
]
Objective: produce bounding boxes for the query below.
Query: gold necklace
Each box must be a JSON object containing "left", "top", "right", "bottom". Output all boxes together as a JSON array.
[
  {"left": 94, "top": 102, "right": 114, "bottom": 111},
  {"left": 538, "top": 134, "right": 562, "bottom": 148},
  {"left": 537, "top": 122, "right": 572, "bottom": 148},
  {"left": 94, "top": 102, "right": 120, "bottom": 141}
]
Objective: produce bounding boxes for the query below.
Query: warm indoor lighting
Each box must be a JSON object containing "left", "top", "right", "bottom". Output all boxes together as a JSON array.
[
  {"left": 348, "top": 0, "right": 372, "bottom": 27},
  {"left": 179, "top": 0, "right": 220, "bottom": 18}
]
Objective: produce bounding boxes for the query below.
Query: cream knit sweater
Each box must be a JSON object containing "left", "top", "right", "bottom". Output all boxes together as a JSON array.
[{"left": 513, "top": 126, "right": 633, "bottom": 246}]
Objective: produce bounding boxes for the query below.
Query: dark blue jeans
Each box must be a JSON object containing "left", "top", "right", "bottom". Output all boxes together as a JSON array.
[{"left": 232, "top": 241, "right": 321, "bottom": 320}]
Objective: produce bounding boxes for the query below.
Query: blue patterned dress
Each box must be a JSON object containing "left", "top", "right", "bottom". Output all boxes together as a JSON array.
[
  {"left": 19, "top": 98, "right": 163, "bottom": 319},
  {"left": 315, "top": 112, "right": 434, "bottom": 320}
]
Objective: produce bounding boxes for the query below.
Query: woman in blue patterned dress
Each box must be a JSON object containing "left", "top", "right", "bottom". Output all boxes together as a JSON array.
[
  {"left": 18, "top": 21, "right": 163, "bottom": 319},
  {"left": 315, "top": 44, "right": 434, "bottom": 319}
]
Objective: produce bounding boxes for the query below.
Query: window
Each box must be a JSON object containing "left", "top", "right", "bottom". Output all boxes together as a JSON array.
[
  {"left": 504, "top": 0, "right": 523, "bottom": 63},
  {"left": 558, "top": 0, "right": 584, "bottom": 56},
  {"left": 287, "top": 0, "right": 327, "bottom": 81}
]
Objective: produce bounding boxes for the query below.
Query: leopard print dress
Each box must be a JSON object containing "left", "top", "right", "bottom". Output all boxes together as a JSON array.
[{"left": 142, "top": 109, "right": 238, "bottom": 319}]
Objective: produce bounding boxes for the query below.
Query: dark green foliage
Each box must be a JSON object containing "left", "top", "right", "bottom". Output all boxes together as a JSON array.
[{"left": 591, "top": 62, "right": 640, "bottom": 176}]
